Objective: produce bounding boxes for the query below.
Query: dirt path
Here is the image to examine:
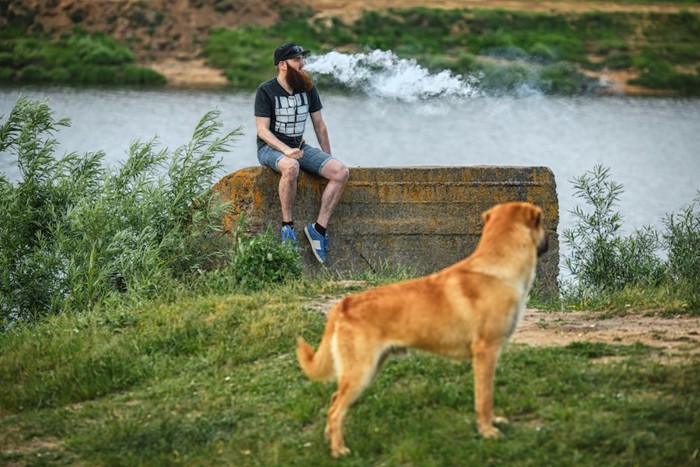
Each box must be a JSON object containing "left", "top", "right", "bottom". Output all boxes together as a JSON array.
[{"left": 304, "top": 293, "right": 700, "bottom": 360}]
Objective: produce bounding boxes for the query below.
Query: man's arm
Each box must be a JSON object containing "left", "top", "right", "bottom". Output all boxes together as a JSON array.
[
  {"left": 310, "top": 111, "right": 331, "bottom": 155},
  {"left": 256, "top": 116, "right": 303, "bottom": 160}
]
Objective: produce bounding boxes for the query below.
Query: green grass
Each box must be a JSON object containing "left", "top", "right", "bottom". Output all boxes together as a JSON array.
[{"left": 1, "top": 281, "right": 698, "bottom": 466}]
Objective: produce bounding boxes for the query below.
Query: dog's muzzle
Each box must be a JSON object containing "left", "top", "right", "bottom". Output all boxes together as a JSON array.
[{"left": 537, "top": 233, "right": 549, "bottom": 258}]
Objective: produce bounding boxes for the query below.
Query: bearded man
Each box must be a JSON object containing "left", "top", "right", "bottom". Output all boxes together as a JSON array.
[{"left": 255, "top": 42, "right": 350, "bottom": 265}]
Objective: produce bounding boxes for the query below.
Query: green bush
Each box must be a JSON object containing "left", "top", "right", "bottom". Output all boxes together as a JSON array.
[
  {"left": 574, "top": 11, "right": 634, "bottom": 45},
  {"left": 0, "top": 97, "right": 245, "bottom": 328},
  {"left": 562, "top": 165, "right": 699, "bottom": 310},
  {"left": 530, "top": 42, "right": 558, "bottom": 63},
  {"left": 228, "top": 226, "right": 302, "bottom": 291},
  {"left": 0, "top": 97, "right": 307, "bottom": 329},
  {"left": 631, "top": 59, "right": 700, "bottom": 95},
  {"left": 0, "top": 29, "right": 164, "bottom": 85},
  {"left": 122, "top": 64, "right": 167, "bottom": 85},
  {"left": 563, "top": 165, "right": 665, "bottom": 294}
]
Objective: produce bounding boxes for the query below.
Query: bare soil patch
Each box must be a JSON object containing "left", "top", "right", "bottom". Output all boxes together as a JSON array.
[
  {"left": 148, "top": 55, "right": 228, "bottom": 89},
  {"left": 514, "top": 309, "right": 700, "bottom": 353}
]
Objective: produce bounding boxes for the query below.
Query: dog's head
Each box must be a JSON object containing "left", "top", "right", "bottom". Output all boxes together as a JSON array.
[{"left": 482, "top": 202, "right": 549, "bottom": 258}]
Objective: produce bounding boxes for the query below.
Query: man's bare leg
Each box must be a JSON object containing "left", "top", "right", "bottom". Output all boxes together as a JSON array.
[
  {"left": 277, "top": 157, "right": 300, "bottom": 223},
  {"left": 316, "top": 159, "right": 349, "bottom": 228}
]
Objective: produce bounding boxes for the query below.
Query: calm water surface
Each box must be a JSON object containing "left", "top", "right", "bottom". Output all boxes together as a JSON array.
[{"left": 2, "top": 87, "right": 699, "bottom": 259}]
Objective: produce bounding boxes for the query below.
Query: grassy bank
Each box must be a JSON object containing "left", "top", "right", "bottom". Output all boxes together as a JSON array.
[
  {"left": 2, "top": 3, "right": 699, "bottom": 94},
  {"left": 2, "top": 279, "right": 699, "bottom": 466},
  {"left": 203, "top": 7, "right": 700, "bottom": 95}
]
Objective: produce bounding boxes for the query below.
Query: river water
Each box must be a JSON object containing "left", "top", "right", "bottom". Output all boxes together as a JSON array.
[{"left": 1, "top": 51, "right": 699, "bottom": 275}]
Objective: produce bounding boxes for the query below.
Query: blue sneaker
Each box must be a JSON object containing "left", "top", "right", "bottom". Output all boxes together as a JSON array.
[
  {"left": 281, "top": 225, "right": 297, "bottom": 247},
  {"left": 304, "top": 223, "right": 328, "bottom": 264}
]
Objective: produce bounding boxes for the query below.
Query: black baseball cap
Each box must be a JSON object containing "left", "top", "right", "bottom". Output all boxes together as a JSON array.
[{"left": 274, "top": 42, "right": 310, "bottom": 65}]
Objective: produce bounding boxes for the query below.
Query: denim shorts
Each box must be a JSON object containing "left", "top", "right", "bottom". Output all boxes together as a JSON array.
[{"left": 257, "top": 143, "right": 334, "bottom": 176}]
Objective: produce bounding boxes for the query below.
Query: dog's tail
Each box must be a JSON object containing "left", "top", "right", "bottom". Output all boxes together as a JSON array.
[{"left": 296, "top": 307, "right": 338, "bottom": 382}]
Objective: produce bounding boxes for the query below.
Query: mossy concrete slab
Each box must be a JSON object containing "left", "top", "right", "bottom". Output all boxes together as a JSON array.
[{"left": 213, "top": 166, "right": 559, "bottom": 297}]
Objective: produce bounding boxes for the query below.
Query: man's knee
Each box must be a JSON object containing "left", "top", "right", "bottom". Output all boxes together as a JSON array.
[
  {"left": 337, "top": 163, "right": 350, "bottom": 183},
  {"left": 325, "top": 160, "right": 349, "bottom": 183},
  {"left": 278, "top": 158, "right": 300, "bottom": 178}
]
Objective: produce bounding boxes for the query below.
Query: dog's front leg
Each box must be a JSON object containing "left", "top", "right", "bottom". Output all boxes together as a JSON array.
[{"left": 472, "top": 340, "right": 506, "bottom": 438}]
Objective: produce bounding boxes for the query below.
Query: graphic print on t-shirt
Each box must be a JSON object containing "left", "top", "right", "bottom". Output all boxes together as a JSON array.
[{"left": 274, "top": 93, "right": 309, "bottom": 139}]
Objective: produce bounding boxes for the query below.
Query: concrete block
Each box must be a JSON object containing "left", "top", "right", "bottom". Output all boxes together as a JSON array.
[{"left": 213, "top": 166, "right": 559, "bottom": 297}]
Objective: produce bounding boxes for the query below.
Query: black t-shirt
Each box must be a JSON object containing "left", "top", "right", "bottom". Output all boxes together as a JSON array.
[{"left": 254, "top": 78, "right": 323, "bottom": 150}]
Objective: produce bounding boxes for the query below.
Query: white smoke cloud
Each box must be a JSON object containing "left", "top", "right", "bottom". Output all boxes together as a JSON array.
[{"left": 306, "top": 50, "right": 480, "bottom": 102}]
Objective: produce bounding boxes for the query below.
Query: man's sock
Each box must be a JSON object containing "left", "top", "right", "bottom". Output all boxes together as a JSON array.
[
  {"left": 282, "top": 221, "right": 294, "bottom": 228},
  {"left": 314, "top": 223, "right": 327, "bottom": 236}
]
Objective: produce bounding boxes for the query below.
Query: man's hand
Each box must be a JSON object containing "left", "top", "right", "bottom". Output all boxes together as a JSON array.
[{"left": 283, "top": 147, "right": 304, "bottom": 160}]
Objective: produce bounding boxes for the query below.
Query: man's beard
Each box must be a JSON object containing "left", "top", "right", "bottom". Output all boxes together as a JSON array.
[{"left": 286, "top": 65, "right": 314, "bottom": 93}]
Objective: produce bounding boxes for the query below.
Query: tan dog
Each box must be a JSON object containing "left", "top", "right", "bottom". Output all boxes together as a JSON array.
[{"left": 296, "top": 201, "right": 549, "bottom": 458}]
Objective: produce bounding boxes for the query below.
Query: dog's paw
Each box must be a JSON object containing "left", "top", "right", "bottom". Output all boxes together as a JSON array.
[
  {"left": 478, "top": 425, "right": 503, "bottom": 439},
  {"left": 493, "top": 416, "right": 510, "bottom": 426},
  {"left": 332, "top": 446, "right": 351, "bottom": 458}
]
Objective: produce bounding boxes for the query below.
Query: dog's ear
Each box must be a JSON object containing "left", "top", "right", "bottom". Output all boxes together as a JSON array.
[
  {"left": 482, "top": 208, "right": 492, "bottom": 224},
  {"left": 527, "top": 205, "right": 543, "bottom": 229}
]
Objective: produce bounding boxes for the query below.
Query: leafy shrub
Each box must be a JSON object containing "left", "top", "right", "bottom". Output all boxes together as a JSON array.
[
  {"left": 563, "top": 165, "right": 666, "bottom": 294},
  {"left": 565, "top": 165, "right": 624, "bottom": 292},
  {"left": 574, "top": 11, "right": 634, "bottom": 44},
  {"left": 562, "top": 165, "right": 699, "bottom": 309},
  {"left": 121, "top": 64, "right": 166, "bottom": 85},
  {"left": 0, "top": 97, "right": 308, "bottom": 329},
  {"left": 0, "top": 97, "right": 241, "bottom": 329},
  {"left": 0, "top": 29, "right": 164, "bottom": 85},
  {"left": 228, "top": 226, "right": 302, "bottom": 291},
  {"left": 631, "top": 55, "right": 700, "bottom": 96}
]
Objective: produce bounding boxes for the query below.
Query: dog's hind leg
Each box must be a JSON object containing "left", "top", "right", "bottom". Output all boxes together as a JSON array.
[{"left": 325, "top": 332, "right": 381, "bottom": 458}]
